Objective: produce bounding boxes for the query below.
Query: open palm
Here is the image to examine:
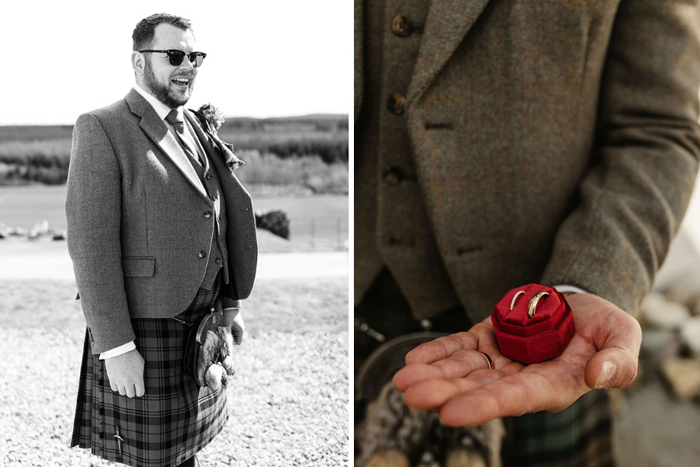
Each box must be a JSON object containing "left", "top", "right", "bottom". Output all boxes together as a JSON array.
[{"left": 393, "top": 293, "right": 641, "bottom": 427}]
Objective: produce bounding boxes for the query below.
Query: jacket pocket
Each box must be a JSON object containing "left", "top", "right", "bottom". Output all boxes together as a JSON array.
[{"left": 122, "top": 256, "right": 156, "bottom": 277}]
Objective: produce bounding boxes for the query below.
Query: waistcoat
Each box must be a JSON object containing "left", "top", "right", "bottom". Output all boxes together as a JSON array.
[
  {"left": 183, "top": 118, "right": 230, "bottom": 290},
  {"left": 355, "top": 0, "right": 461, "bottom": 320}
]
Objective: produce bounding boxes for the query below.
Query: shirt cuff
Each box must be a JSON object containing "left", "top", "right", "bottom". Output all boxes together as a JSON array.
[
  {"left": 553, "top": 285, "right": 588, "bottom": 295},
  {"left": 100, "top": 341, "right": 136, "bottom": 360}
]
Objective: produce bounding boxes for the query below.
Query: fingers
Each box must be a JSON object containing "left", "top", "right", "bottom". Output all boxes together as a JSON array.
[
  {"left": 438, "top": 373, "right": 559, "bottom": 427},
  {"left": 405, "top": 331, "right": 478, "bottom": 365},
  {"left": 115, "top": 381, "right": 144, "bottom": 398},
  {"left": 402, "top": 371, "right": 491, "bottom": 409},
  {"left": 135, "top": 379, "right": 146, "bottom": 397},
  {"left": 104, "top": 349, "right": 146, "bottom": 398},
  {"left": 394, "top": 349, "right": 494, "bottom": 391},
  {"left": 401, "top": 360, "right": 523, "bottom": 410}
]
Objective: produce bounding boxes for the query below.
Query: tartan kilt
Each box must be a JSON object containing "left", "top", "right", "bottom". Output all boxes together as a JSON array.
[
  {"left": 71, "top": 280, "right": 228, "bottom": 467},
  {"left": 504, "top": 389, "right": 614, "bottom": 467}
]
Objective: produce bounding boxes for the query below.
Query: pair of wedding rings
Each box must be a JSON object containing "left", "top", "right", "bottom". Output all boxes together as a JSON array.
[{"left": 510, "top": 290, "right": 549, "bottom": 318}]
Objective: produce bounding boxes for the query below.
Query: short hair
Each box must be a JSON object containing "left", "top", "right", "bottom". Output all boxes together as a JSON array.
[{"left": 132, "top": 13, "right": 192, "bottom": 51}]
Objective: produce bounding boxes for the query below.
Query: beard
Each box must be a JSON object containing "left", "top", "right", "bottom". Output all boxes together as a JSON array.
[{"left": 143, "top": 57, "right": 193, "bottom": 108}]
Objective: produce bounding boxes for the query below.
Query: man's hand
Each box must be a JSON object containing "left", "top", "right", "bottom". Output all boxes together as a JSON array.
[
  {"left": 393, "top": 293, "right": 641, "bottom": 426},
  {"left": 104, "top": 348, "right": 145, "bottom": 398},
  {"left": 231, "top": 312, "right": 245, "bottom": 345}
]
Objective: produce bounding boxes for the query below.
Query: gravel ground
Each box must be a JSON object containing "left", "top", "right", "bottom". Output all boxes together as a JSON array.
[{"left": 0, "top": 278, "right": 349, "bottom": 466}]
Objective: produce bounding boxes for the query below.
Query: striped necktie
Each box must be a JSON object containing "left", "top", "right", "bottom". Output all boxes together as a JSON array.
[{"left": 166, "top": 109, "right": 201, "bottom": 165}]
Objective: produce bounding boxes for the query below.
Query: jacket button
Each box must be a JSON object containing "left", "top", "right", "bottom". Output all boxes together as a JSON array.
[
  {"left": 383, "top": 166, "right": 404, "bottom": 186},
  {"left": 391, "top": 15, "right": 412, "bottom": 37},
  {"left": 198, "top": 251, "right": 206, "bottom": 258},
  {"left": 204, "top": 211, "right": 212, "bottom": 218},
  {"left": 215, "top": 258, "right": 222, "bottom": 265},
  {"left": 205, "top": 174, "right": 213, "bottom": 180},
  {"left": 387, "top": 94, "right": 406, "bottom": 115}
]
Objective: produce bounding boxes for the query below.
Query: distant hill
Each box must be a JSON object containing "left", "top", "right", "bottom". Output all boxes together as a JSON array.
[
  {"left": 0, "top": 115, "right": 348, "bottom": 142},
  {"left": 0, "top": 115, "right": 348, "bottom": 185}
]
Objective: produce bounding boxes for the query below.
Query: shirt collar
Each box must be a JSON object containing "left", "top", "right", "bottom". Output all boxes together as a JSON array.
[{"left": 133, "top": 84, "right": 180, "bottom": 122}]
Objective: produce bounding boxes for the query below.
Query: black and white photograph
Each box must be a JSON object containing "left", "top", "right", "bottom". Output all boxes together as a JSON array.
[{"left": 0, "top": 1, "right": 350, "bottom": 466}]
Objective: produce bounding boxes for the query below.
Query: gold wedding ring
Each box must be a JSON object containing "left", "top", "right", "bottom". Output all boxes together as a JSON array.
[
  {"left": 478, "top": 351, "right": 493, "bottom": 370},
  {"left": 528, "top": 291, "right": 550, "bottom": 318}
]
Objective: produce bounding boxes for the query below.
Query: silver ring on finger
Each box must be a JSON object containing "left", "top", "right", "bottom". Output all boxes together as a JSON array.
[{"left": 477, "top": 351, "right": 493, "bottom": 370}]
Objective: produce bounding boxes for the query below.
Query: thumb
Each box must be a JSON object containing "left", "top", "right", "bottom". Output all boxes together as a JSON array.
[
  {"left": 584, "top": 347, "right": 638, "bottom": 389},
  {"left": 583, "top": 310, "right": 642, "bottom": 390}
]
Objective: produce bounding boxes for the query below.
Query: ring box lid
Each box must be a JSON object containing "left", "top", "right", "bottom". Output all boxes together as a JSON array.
[{"left": 494, "top": 284, "right": 571, "bottom": 338}]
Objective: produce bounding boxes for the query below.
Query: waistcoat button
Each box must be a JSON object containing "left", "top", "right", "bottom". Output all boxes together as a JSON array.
[
  {"left": 204, "top": 211, "right": 212, "bottom": 218},
  {"left": 383, "top": 166, "right": 404, "bottom": 186},
  {"left": 198, "top": 251, "right": 206, "bottom": 258},
  {"left": 387, "top": 94, "right": 406, "bottom": 115},
  {"left": 391, "top": 15, "right": 412, "bottom": 37}
]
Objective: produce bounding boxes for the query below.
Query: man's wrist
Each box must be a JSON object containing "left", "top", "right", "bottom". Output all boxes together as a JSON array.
[{"left": 100, "top": 341, "right": 136, "bottom": 360}]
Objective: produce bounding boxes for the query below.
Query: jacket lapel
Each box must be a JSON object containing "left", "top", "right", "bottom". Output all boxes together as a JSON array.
[
  {"left": 407, "top": 0, "right": 492, "bottom": 106},
  {"left": 124, "top": 89, "right": 208, "bottom": 199},
  {"left": 184, "top": 110, "right": 219, "bottom": 164}
]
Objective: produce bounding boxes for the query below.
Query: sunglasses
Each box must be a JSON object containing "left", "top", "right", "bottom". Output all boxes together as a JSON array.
[{"left": 139, "top": 49, "right": 207, "bottom": 68}]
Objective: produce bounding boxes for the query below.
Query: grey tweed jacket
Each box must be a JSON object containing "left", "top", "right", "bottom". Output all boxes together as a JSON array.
[
  {"left": 355, "top": 0, "right": 700, "bottom": 323},
  {"left": 66, "top": 89, "right": 258, "bottom": 354}
]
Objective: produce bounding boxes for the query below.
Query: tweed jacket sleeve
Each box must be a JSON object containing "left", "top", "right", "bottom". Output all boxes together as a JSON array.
[
  {"left": 541, "top": 1, "right": 700, "bottom": 314},
  {"left": 66, "top": 113, "right": 135, "bottom": 354}
]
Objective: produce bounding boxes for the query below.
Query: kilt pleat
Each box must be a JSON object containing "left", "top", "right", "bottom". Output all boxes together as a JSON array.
[{"left": 71, "top": 280, "right": 228, "bottom": 467}]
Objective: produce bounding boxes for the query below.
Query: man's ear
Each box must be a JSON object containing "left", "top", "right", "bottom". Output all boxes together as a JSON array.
[{"left": 131, "top": 51, "right": 145, "bottom": 77}]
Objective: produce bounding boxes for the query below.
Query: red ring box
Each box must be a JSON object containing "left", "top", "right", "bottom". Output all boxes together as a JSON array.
[{"left": 491, "top": 284, "right": 575, "bottom": 364}]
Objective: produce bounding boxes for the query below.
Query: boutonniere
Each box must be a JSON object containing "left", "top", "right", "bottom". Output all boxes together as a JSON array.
[{"left": 192, "top": 103, "right": 245, "bottom": 172}]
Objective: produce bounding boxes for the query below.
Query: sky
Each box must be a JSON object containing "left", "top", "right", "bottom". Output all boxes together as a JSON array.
[{"left": 0, "top": 1, "right": 352, "bottom": 125}]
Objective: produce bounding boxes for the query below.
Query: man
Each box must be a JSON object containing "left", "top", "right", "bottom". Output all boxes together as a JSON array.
[
  {"left": 67, "top": 13, "right": 257, "bottom": 467},
  {"left": 355, "top": 0, "right": 700, "bottom": 465}
]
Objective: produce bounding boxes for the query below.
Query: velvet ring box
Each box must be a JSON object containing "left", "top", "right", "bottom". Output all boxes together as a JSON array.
[{"left": 491, "top": 284, "right": 575, "bottom": 364}]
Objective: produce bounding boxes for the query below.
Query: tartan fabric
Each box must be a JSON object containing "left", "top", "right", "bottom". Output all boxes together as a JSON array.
[
  {"left": 71, "top": 279, "right": 227, "bottom": 467},
  {"left": 505, "top": 390, "right": 614, "bottom": 467}
]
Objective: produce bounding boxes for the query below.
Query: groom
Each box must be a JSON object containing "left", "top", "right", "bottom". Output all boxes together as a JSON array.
[{"left": 67, "top": 13, "right": 257, "bottom": 467}]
